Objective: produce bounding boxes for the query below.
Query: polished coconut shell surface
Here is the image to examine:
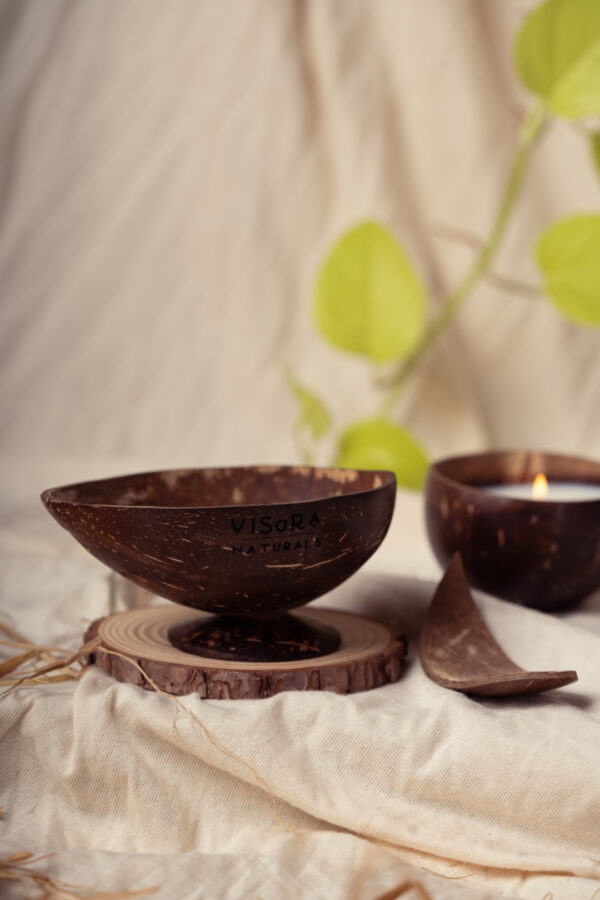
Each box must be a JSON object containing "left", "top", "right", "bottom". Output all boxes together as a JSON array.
[
  {"left": 42, "top": 466, "right": 396, "bottom": 616},
  {"left": 419, "top": 554, "right": 577, "bottom": 696}
]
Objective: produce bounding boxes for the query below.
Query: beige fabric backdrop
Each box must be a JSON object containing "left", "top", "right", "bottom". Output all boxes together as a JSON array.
[
  {"left": 0, "top": 0, "right": 599, "bottom": 464},
  {"left": 1, "top": 2, "right": 600, "bottom": 899}
]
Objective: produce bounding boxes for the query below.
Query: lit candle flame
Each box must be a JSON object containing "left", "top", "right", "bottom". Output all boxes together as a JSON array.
[{"left": 531, "top": 472, "right": 548, "bottom": 499}]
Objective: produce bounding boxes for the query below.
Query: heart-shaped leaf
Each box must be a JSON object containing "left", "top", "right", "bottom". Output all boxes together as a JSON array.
[
  {"left": 334, "top": 417, "right": 428, "bottom": 491},
  {"left": 314, "top": 221, "right": 426, "bottom": 363},
  {"left": 536, "top": 214, "right": 600, "bottom": 325},
  {"left": 514, "top": 0, "right": 600, "bottom": 119}
]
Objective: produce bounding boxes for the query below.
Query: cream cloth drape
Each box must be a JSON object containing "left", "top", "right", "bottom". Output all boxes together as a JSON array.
[{"left": 1, "top": 457, "right": 600, "bottom": 899}]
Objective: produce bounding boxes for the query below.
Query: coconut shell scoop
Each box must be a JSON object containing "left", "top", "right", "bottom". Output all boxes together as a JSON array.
[{"left": 419, "top": 554, "right": 578, "bottom": 696}]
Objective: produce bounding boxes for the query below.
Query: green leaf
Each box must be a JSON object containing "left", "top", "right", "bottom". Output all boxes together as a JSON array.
[
  {"left": 334, "top": 417, "right": 428, "bottom": 491},
  {"left": 536, "top": 214, "right": 600, "bottom": 325},
  {"left": 314, "top": 221, "right": 426, "bottom": 363},
  {"left": 591, "top": 132, "right": 600, "bottom": 178},
  {"left": 285, "top": 368, "right": 331, "bottom": 440},
  {"left": 514, "top": 0, "right": 600, "bottom": 119}
]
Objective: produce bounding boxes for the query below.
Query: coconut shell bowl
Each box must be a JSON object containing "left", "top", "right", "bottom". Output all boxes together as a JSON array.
[
  {"left": 425, "top": 450, "right": 600, "bottom": 611},
  {"left": 42, "top": 466, "right": 407, "bottom": 698}
]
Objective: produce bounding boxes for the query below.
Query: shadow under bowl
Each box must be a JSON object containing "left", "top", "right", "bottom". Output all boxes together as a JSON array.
[
  {"left": 42, "top": 465, "right": 396, "bottom": 618},
  {"left": 425, "top": 450, "right": 600, "bottom": 611}
]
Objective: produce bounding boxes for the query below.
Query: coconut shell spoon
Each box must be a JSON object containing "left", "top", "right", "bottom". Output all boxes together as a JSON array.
[{"left": 419, "top": 554, "right": 578, "bottom": 696}]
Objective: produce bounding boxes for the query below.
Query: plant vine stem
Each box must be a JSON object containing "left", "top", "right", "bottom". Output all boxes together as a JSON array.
[{"left": 380, "top": 102, "right": 547, "bottom": 415}]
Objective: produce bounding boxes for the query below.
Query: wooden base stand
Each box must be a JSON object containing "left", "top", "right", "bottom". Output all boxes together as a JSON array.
[{"left": 85, "top": 605, "right": 407, "bottom": 700}]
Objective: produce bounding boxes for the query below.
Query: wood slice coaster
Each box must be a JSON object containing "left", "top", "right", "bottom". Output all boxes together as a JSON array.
[{"left": 85, "top": 606, "right": 407, "bottom": 700}]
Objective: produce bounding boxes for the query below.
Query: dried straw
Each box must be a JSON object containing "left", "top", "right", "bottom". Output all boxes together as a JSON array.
[
  {"left": 0, "top": 631, "right": 100, "bottom": 698},
  {"left": 0, "top": 620, "right": 100, "bottom": 696},
  {"left": 0, "top": 850, "right": 159, "bottom": 898}
]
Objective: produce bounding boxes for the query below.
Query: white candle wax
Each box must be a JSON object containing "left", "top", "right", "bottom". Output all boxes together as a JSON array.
[{"left": 485, "top": 482, "right": 600, "bottom": 502}]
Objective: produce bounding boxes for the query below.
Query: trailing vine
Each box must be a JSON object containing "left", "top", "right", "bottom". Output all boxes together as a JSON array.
[{"left": 288, "top": 0, "right": 600, "bottom": 489}]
